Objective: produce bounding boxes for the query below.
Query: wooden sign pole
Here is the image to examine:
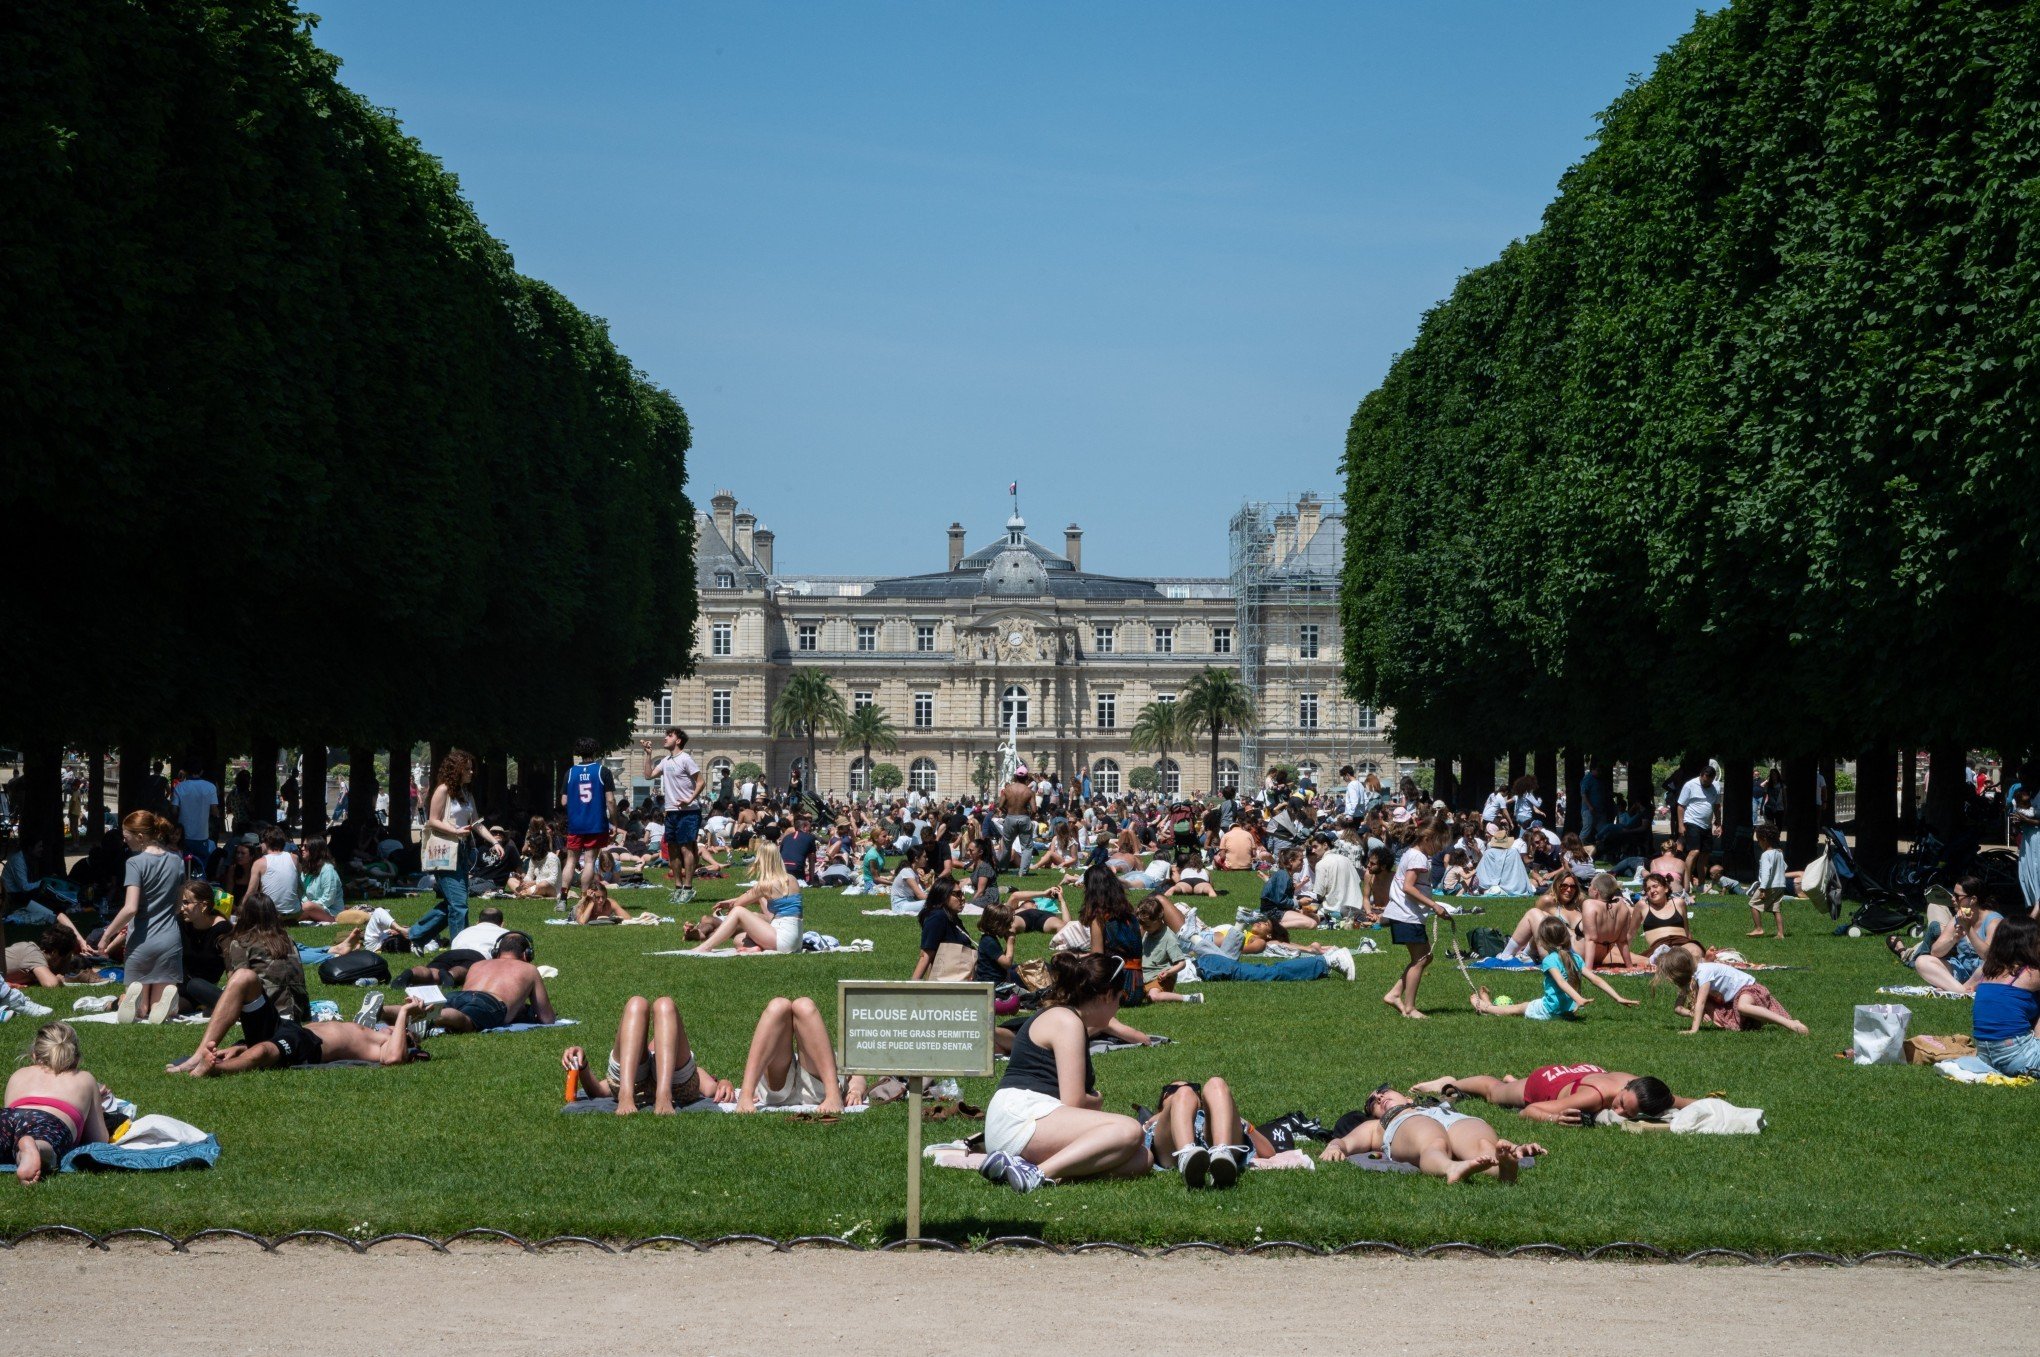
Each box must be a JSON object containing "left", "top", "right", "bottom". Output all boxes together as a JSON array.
[{"left": 905, "top": 1075, "right": 925, "bottom": 1239}]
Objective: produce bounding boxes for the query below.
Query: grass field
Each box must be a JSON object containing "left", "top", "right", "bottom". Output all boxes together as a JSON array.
[{"left": 1, "top": 867, "right": 2032, "bottom": 1256}]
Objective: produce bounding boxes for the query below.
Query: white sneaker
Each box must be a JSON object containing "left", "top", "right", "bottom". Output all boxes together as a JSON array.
[
  {"left": 1, "top": 986, "right": 53, "bottom": 1018},
  {"left": 1326, "top": 947, "right": 1357, "bottom": 981}
]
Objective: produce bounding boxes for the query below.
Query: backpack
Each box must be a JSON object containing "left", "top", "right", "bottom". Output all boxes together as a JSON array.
[
  {"left": 1466, "top": 926, "right": 1507, "bottom": 959},
  {"left": 318, "top": 950, "right": 390, "bottom": 986}
]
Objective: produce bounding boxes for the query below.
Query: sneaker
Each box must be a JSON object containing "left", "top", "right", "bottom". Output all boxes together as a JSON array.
[
  {"left": 354, "top": 990, "right": 386, "bottom": 1028},
  {"left": 1208, "top": 1143, "right": 1248, "bottom": 1188},
  {"left": 1182, "top": 992, "right": 1207, "bottom": 1004},
  {"left": 1176, "top": 1145, "right": 1211, "bottom": 1189},
  {"left": 1326, "top": 946, "right": 1357, "bottom": 981},
  {"left": 0, "top": 986, "right": 52, "bottom": 1019},
  {"left": 978, "top": 1150, "right": 1046, "bottom": 1194},
  {"left": 423, "top": 940, "right": 441, "bottom": 954},
  {"left": 408, "top": 1017, "right": 432, "bottom": 1044}
]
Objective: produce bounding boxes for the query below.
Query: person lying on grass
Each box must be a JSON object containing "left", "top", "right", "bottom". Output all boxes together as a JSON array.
[
  {"left": 166, "top": 891, "right": 310, "bottom": 1073},
  {"left": 360, "top": 932, "right": 555, "bottom": 1034},
  {"left": 386, "top": 906, "right": 511, "bottom": 989},
  {"left": 573, "top": 877, "right": 629, "bottom": 926},
  {"left": 1472, "top": 916, "right": 1639, "bottom": 1020},
  {"left": 685, "top": 826, "right": 805, "bottom": 954},
  {"left": 1319, "top": 1086, "right": 1542, "bottom": 1184},
  {"left": 562, "top": 994, "right": 736, "bottom": 1114},
  {"left": 4, "top": 1022, "right": 108, "bottom": 1185},
  {"left": 734, "top": 994, "right": 867, "bottom": 1115},
  {"left": 979, "top": 953, "right": 1153, "bottom": 1194},
  {"left": 1412, "top": 1064, "right": 1686, "bottom": 1125},
  {"left": 1655, "top": 948, "right": 1807, "bottom": 1035},
  {"left": 1145, "top": 1077, "right": 1250, "bottom": 1189},
  {"left": 185, "top": 1000, "right": 429, "bottom": 1078}
]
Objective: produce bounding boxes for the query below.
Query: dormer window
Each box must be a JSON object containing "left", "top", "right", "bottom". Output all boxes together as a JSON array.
[{"left": 714, "top": 571, "right": 735, "bottom": 589}]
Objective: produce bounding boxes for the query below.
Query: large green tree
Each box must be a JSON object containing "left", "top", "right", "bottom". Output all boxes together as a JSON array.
[
  {"left": 1181, "top": 667, "right": 1256, "bottom": 797},
  {"left": 838, "top": 704, "right": 901, "bottom": 800},
  {"left": 770, "top": 670, "right": 847, "bottom": 791}
]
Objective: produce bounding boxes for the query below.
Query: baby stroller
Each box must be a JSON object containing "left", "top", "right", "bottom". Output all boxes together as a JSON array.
[{"left": 1817, "top": 827, "right": 1922, "bottom": 936}]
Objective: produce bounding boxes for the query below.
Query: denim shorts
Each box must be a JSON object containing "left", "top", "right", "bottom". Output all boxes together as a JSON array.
[{"left": 1977, "top": 1033, "right": 2040, "bottom": 1077}]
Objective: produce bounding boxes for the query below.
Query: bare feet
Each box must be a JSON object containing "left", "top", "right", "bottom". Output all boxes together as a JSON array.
[
  {"left": 1747, "top": 928, "right": 1766, "bottom": 938},
  {"left": 15, "top": 1137, "right": 46, "bottom": 1184},
  {"left": 819, "top": 1095, "right": 845, "bottom": 1116},
  {"left": 652, "top": 1101, "right": 676, "bottom": 1115},
  {"left": 1445, "top": 1152, "right": 1495, "bottom": 1184},
  {"left": 1493, "top": 1144, "right": 1521, "bottom": 1184},
  {"left": 1401, "top": 1007, "right": 1428, "bottom": 1020}
]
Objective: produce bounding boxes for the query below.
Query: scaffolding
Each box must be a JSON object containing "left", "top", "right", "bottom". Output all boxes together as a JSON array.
[{"left": 1229, "top": 493, "right": 1384, "bottom": 788}]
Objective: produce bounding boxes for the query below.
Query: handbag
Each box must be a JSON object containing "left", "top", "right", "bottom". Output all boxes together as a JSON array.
[
  {"left": 421, "top": 828, "right": 461, "bottom": 874},
  {"left": 1851, "top": 1003, "right": 1910, "bottom": 1065},
  {"left": 929, "top": 940, "right": 976, "bottom": 983}
]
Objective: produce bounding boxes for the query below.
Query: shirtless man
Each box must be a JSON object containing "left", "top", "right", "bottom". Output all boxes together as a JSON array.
[
  {"left": 1412, "top": 1063, "right": 1688, "bottom": 1124},
  {"left": 187, "top": 1000, "right": 428, "bottom": 1077},
  {"left": 366, "top": 933, "right": 554, "bottom": 1033},
  {"left": 996, "top": 768, "right": 1038, "bottom": 875},
  {"left": 1320, "top": 1086, "right": 1542, "bottom": 1184}
]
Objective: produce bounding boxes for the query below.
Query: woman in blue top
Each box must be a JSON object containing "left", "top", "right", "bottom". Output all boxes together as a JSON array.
[
  {"left": 1472, "top": 916, "right": 1637, "bottom": 1019},
  {"left": 1973, "top": 914, "right": 2040, "bottom": 1076},
  {"left": 686, "top": 825, "right": 804, "bottom": 954},
  {"left": 1897, "top": 876, "right": 2002, "bottom": 994}
]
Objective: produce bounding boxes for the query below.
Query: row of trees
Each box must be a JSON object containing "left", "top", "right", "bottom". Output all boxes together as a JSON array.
[
  {"left": 761, "top": 666, "right": 1258, "bottom": 798},
  {"left": 2, "top": 1, "right": 694, "bottom": 847},
  {"left": 1340, "top": 0, "right": 2040, "bottom": 865}
]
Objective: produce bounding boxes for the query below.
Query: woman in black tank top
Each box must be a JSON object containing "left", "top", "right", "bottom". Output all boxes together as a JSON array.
[{"left": 980, "top": 953, "right": 1151, "bottom": 1192}]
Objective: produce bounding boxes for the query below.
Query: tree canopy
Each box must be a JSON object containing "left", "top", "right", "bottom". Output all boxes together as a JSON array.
[
  {"left": 0, "top": 0, "right": 694, "bottom": 758},
  {"left": 1342, "top": 0, "right": 2040, "bottom": 765}
]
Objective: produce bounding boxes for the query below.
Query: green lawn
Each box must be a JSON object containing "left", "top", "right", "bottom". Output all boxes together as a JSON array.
[{"left": 1, "top": 869, "right": 2030, "bottom": 1257}]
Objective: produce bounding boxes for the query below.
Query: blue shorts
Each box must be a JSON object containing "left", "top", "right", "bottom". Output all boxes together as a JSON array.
[
  {"left": 443, "top": 989, "right": 509, "bottom": 1031},
  {"left": 664, "top": 810, "right": 701, "bottom": 849},
  {"left": 1387, "top": 919, "right": 1429, "bottom": 947}
]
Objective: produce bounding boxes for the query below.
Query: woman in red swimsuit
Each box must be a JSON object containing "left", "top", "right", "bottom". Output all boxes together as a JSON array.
[
  {"left": 1411, "top": 1063, "right": 1687, "bottom": 1124},
  {"left": 3, "top": 1021, "right": 109, "bottom": 1183}
]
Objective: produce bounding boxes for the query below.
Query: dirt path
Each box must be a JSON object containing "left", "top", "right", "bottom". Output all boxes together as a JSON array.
[{"left": 1, "top": 1247, "right": 2032, "bottom": 1354}]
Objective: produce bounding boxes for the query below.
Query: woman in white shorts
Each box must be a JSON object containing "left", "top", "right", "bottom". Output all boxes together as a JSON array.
[
  {"left": 735, "top": 995, "right": 865, "bottom": 1115},
  {"left": 978, "top": 953, "right": 1153, "bottom": 1193},
  {"left": 686, "top": 829, "right": 805, "bottom": 954}
]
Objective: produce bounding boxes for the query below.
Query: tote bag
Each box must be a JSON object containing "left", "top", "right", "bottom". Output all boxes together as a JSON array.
[
  {"left": 421, "top": 829, "right": 461, "bottom": 874},
  {"left": 1852, "top": 1003, "right": 1910, "bottom": 1065}
]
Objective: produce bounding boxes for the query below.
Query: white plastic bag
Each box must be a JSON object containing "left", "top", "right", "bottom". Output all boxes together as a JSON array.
[{"left": 1853, "top": 1003, "right": 1911, "bottom": 1065}]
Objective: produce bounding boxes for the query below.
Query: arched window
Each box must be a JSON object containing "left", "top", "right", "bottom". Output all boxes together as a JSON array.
[
  {"left": 1091, "top": 759, "right": 1121, "bottom": 797},
  {"left": 1360, "top": 760, "right": 1381, "bottom": 777},
  {"left": 1001, "top": 685, "right": 1029, "bottom": 730},
  {"left": 1217, "top": 758, "right": 1240, "bottom": 791},
  {"left": 708, "top": 757, "right": 733, "bottom": 790},
  {"left": 1296, "top": 761, "right": 1320, "bottom": 787},
  {"left": 848, "top": 756, "right": 872, "bottom": 793},
  {"left": 909, "top": 758, "right": 939, "bottom": 794},
  {"left": 1157, "top": 757, "right": 1180, "bottom": 796}
]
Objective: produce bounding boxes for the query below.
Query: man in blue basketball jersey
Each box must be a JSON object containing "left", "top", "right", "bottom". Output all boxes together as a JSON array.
[{"left": 560, "top": 737, "right": 616, "bottom": 913}]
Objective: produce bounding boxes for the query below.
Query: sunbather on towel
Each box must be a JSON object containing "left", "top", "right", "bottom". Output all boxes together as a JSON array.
[
  {"left": 4, "top": 1022, "right": 109, "bottom": 1184},
  {"left": 563, "top": 994, "right": 735, "bottom": 1115},
  {"left": 364, "top": 933, "right": 554, "bottom": 1033},
  {"left": 187, "top": 1000, "right": 428, "bottom": 1077},
  {"left": 1412, "top": 1064, "right": 1686, "bottom": 1125},
  {"left": 734, "top": 994, "right": 867, "bottom": 1115},
  {"left": 1319, "top": 1086, "right": 1543, "bottom": 1184}
]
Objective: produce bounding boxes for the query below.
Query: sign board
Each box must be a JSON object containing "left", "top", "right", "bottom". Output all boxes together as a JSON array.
[{"left": 836, "top": 980, "right": 995, "bottom": 1078}]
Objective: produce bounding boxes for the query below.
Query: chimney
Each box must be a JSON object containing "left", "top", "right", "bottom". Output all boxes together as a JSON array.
[
  {"left": 948, "top": 522, "right": 967, "bottom": 571},
  {"left": 1064, "top": 523, "right": 1083, "bottom": 571},
  {"left": 1272, "top": 512, "right": 1297, "bottom": 565},
  {"left": 753, "top": 525, "right": 774, "bottom": 575},
  {"left": 1295, "top": 494, "right": 1320, "bottom": 551},
  {"left": 733, "top": 510, "right": 756, "bottom": 563},
  {"left": 711, "top": 490, "right": 737, "bottom": 549}
]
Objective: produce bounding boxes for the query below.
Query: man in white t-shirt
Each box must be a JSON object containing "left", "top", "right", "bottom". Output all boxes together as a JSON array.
[
  {"left": 1341, "top": 766, "right": 1364, "bottom": 821},
  {"left": 449, "top": 915, "right": 509, "bottom": 958},
  {"left": 642, "top": 727, "right": 703, "bottom": 905},
  {"left": 1676, "top": 765, "right": 1721, "bottom": 885},
  {"left": 1307, "top": 834, "right": 1363, "bottom": 924},
  {"left": 171, "top": 762, "right": 220, "bottom": 863}
]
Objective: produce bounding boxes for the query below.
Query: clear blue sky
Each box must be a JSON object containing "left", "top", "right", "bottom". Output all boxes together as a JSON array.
[{"left": 313, "top": 1, "right": 1704, "bottom": 577}]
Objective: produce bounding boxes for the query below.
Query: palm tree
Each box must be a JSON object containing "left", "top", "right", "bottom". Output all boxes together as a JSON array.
[
  {"left": 769, "top": 669, "right": 847, "bottom": 793},
  {"left": 1182, "top": 667, "right": 1257, "bottom": 798},
  {"left": 837, "top": 703, "right": 901, "bottom": 801},
  {"left": 1129, "top": 700, "right": 1187, "bottom": 794}
]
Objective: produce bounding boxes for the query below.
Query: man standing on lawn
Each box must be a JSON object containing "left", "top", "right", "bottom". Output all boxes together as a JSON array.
[
  {"left": 1677, "top": 764, "right": 1721, "bottom": 890},
  {"left": 643, "top": 727, "right": 702, "bottom": 906},
  {"left": 560, "top": 737, "right": 616, "bottom": 915}
]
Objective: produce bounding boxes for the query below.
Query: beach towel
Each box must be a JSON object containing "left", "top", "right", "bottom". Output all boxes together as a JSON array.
[
  {"left": 3, "top": 1114, "right": 220, "bottom": 1174},
  {"left": 475, "top": 1018, "right": 579, "bottom": 1034},
  {"left": 924, "top": 1140, "right": 1309, "bottom": 1173},
  {"left": 1935, "top": 1055, "right": 2034, "bottom": 1087},
  {"left": 563, "top": 1096, "right": 869, "bottom": 1115},
  {"left": 1337, "top": 1149, "right": 1538, "bottom": 1172},
  {"left": 1879, "top": 984, "right": 1970, "bottom": 999}
]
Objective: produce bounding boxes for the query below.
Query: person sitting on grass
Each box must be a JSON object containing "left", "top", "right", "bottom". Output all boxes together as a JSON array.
[
  {"left": 1077, "top": 865, "right": 1146, "bottom": 1005},
  {"left": 186, "top": 999, "right": 429, "bottom": 1078},
  {"left": 978, "top": 953, "right": 1154, "bottom": 1194},
  {"left": 1136, "top": 897, "right": 1201, "bottom": 1004},
  {"left": 1971, "top": 914, "right": 2040, "bottom": 1078},
  {"left": 507, "top": 817, "right": 561, "bottom": 899},
  {"left": 1891, "top": 876, "right": 2002, "bottom": 994},
  {"left": 1656, "top": 948, "right": 1807, "bottom": 1035},
  {"left": 1471, "top": 917, "right": 1639, "bottom": 1020},
  {"left": 1635, "top": 871, "right": 1705, "bottom": 962},
  {"left": 1437, "top": 849, "right": 1473, "bottom": 895},
  {"left": 573, "top": 877, "right": 629, "bottom": 926},
  {"left": 1255, "top": 847, "right": 1316, "bottom": 931},
  {"left": 686, "top": 828, "right": 805, "bottom": 954},
  {"left": 366, "top": 932, "right": 555, "bottom": 1034},
  {"left": 1578, "top": 870, "right": 1638, "bottom": 970},
  {"left": 1646, "top": 837, "right": 1689, "bottom": 891},
  {"left": 886, "top": 842, "right": 930, "bottom": 914},
  {"left": 1147, "top": 1077, "right": 1250, "bottom": 1189},
  {"left": 4, "top": 1022, "right": 109, "bottom": 1184},
  {"left": 733, "top": 994, "right": 867, "bottom": 1115},
  {"left": 1381, "top": 820, "right": 1449, "bottom": 1019},
  {"left": 1412, "top": 1064, "right": 1686, "bottom": 1125},
  {"left": 975, "top": 902, "right": 1021, "bottom": 990},
  {"left": 298, "top": 834, "right": 344, "bottom": 923},
  {"left": 841, "top": 827, "right": 890, "bottom": 897},
  {"left": 562, "top": 994, "right": 736, "bottom": 1115},
  {"left": 910, "top": 877, "right": 975, "bottom": 981},
  {"left": 1319, "top": 1085, "right": 1542, "bottom": 1184},
  {"left": 165, "top": 890, "right": 310, "bottom": 1073}
]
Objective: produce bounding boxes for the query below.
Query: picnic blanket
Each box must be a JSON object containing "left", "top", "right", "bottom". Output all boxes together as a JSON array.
[
  {"left": 1339, "top": 1149, "right": 1538, "bottom": 1173},
  {"left": 1881, "top": 984, "right": 1970, "bottom": 999},
  {"left": 2, "top": 1115, "right": 219, "bottom": 1174},
  {"left": 476, "top": 1019, "right": 579, "bottom": 1034},
  {"left": 563, "top": 1096, "right": 868, "bottom": 1115},
  {"left": 925, "top": 1140, "right": 1311, "bottom": 1173},
  {"left": 1935, "top": 1055, "right": 2034, "bottom": 1086}
]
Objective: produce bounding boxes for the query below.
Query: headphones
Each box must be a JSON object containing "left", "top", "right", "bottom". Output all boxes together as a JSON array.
[{"left": 494, "top": 931, "right": 534, "bottom": 962}]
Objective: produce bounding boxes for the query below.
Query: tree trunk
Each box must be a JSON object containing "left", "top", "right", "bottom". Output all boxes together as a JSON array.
[
  {"left": 1627, "top": 750, "right": 1653, "bottom": 814},
  {"left": 19, "top": 741, "right": 64, "bottom": 857},
  {"left": 1819, "top": 755, "right": 1838, "bottom": 827},
  {"left": 117, "top": 741, "right": 149, "bottom": 817},
  {"left": 301, "top": 744, "right": 329, "bottom": 832},
  {"left": 1562, "top": 749, "right": 1583, "bottom": 835},
  {"left": 1923, "top": 743, "right": 1964, "bottom": 840},
  {"left": 1211, "top": 731, "right": 1222, "bottom": 803},
  {"left": 1460, "top": 749, "right": 1494, "bottom": 813},
  {"left": 347, "top": 745, "right": 378, "bottom": 833},
  {"left": 1508, "top": 749, "right": 1526, "bottom": 789},
  {"left": 1534, "top": 748, "right": 1558, "bottom": 825},
  {"left": 1900, "top": 748, "right": 1918, "bottom": 838},
  {"left": 86, "top": 744, "right": 107, "bottom": 840},
  {"left": 1855, "top": 744, "right": 1897, "bottom": 874},
  {"left": 1433, "top": 755, "right": 1455, "bottom": 811},
  {"left": 1784, "top": 756, "right": 1819, "bottom": 868},
  {"left": 249, "top": 735, "right": 279, "bottom": 833},
  {"left": 1721, "top": 756, "right": 1754, "bottom": 872},
  {"left": 387, "top": 739, "right": 414, "bottom": 845}
]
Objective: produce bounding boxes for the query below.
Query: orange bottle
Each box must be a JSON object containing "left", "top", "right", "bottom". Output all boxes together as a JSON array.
[{"left": 564, "top": 1067, "right": 579, "bottom": 1103}]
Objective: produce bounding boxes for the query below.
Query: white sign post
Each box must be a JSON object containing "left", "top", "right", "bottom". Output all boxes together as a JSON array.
[{"left": 837, "top": 979, "right": 995, "bottom": 1240}]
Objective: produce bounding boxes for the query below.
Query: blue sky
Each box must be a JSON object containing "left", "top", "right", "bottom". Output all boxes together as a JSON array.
[{"left": 313, "top": 1, "right": 1704, "bottom": 576}]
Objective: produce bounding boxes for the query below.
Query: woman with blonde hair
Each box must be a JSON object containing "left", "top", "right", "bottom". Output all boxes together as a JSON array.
[
  {"left": 4, "top": 1022, "right": 109, "bottom": 1183},
  {"left": 685, "top": 824, "right": 805, "bottom": 954},
  {"left": 99, "top": 810, "right": 186, "bottom": 1021}
]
